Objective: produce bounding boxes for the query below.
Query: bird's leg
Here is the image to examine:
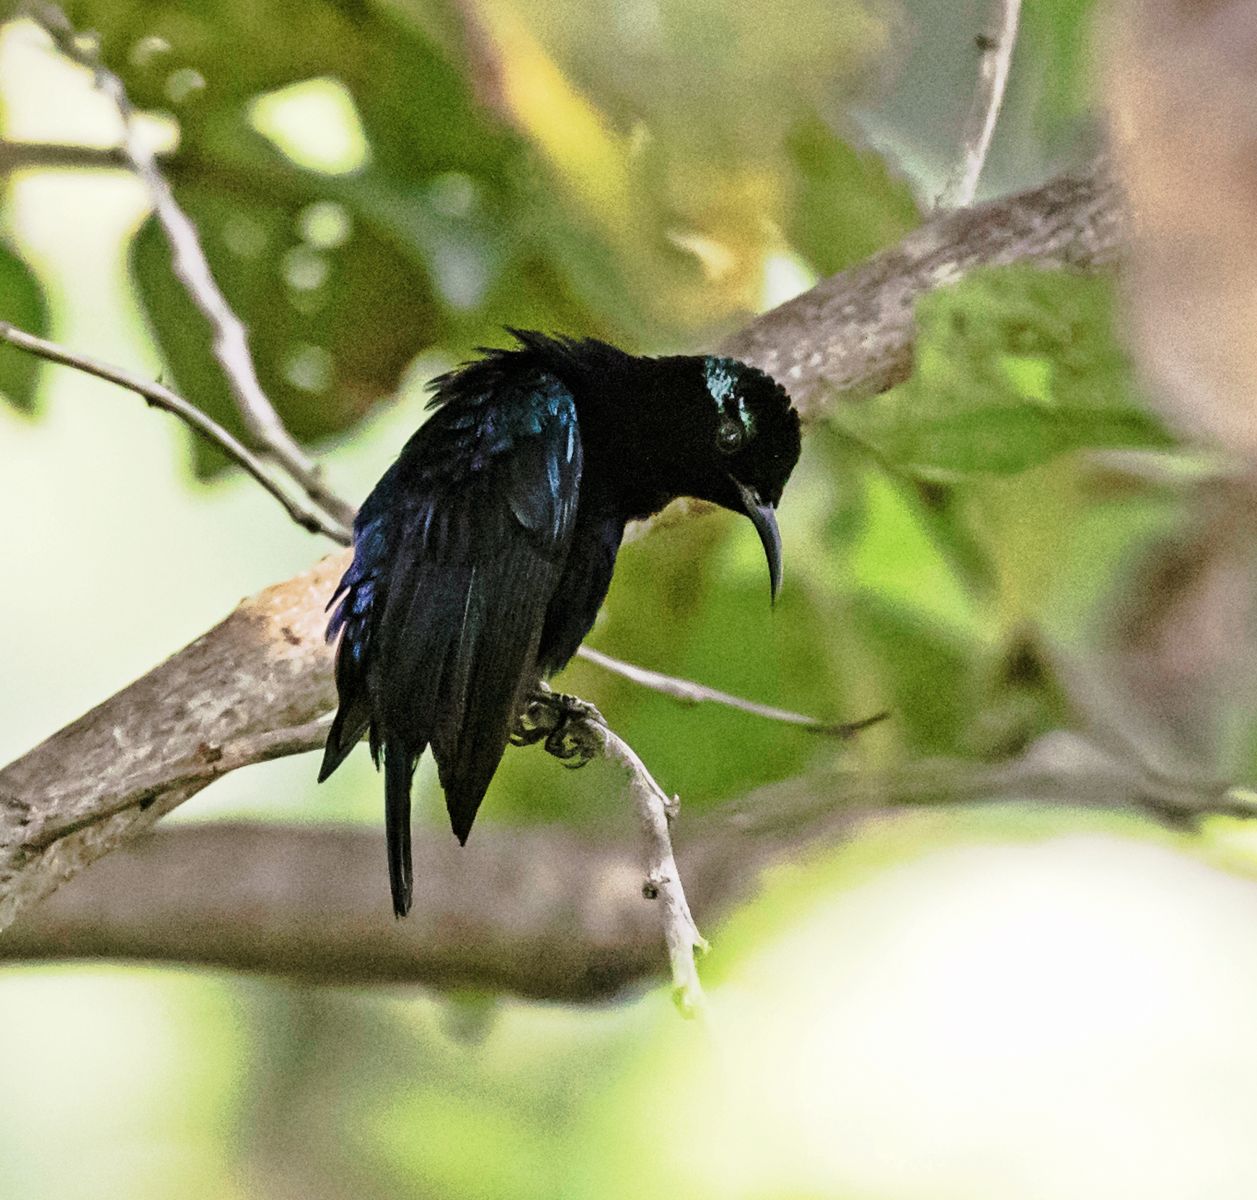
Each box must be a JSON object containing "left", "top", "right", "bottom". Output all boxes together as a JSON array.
[{"left": 511, "top": 681, "right": 604, "bottom": 768}]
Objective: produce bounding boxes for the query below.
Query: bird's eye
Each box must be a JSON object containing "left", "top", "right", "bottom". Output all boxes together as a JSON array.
[{"left": 716, "top": 415, "right": 746, "bottom": 454}]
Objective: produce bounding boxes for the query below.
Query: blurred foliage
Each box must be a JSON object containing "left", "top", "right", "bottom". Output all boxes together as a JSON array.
[
  {"left": 785, "top": 115, "right": 920, "bottom": 275},
  {"left": 41, "top": 0, "right": 917, "bottom": 473},
  {"left": 70, "top": 0, "right": 600, "bottom": 471},
  {"left": 832, "top": 266, "right": 1172, "bottom": 480},
  {"left": 0, "top": 240, "right": 50, "bottom": 411}
]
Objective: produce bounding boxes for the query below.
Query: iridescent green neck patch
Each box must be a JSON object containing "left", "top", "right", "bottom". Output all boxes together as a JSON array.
[{"left": 703, "top": 356, "right": 755, "bottom": 436}]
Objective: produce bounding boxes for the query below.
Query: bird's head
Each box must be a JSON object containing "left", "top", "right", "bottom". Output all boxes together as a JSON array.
[
  {"left": 689, "top": 355, "right": 801, "bottom": 603},
  {"left": 501, "top": 331, "right": 801, "bottom": 601}
]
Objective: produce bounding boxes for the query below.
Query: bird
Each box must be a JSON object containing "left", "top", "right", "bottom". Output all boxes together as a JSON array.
[{"left": 318, "top": 329, "right": 801, "bottom": 916}]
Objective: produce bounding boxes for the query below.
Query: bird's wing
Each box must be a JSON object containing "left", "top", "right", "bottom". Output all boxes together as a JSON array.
[
  {"left": 322, "top": 369, "right": 582, "bottom": 910},
  {"left": 419, "top": 376, "right": 584, "bottom": 843}
]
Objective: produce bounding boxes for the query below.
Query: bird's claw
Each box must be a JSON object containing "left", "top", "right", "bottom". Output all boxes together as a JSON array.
[
  {"left": 544, "top": 721, "right": 601, "bottom": 767},
  {"left": 511, "top": 684, "right": 603, "bottom": 768}
]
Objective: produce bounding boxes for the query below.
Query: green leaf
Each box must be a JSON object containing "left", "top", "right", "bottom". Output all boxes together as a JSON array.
[
  {"left": 0, "top": 242, "right": 52, "bottom": 414},
  {"left": 1019, "top": 0, "right": 1101, "bottom": 143},
  {"left": 83, "top": 0, "right": 605, "bottom": 468},
  {"left": 833, "top": 266, "right": 1175, "bottom": 481},
  {"left": 786, "top": 117, "right": 920, "bottom": 276},
  {"left": 845, "top": 591, "right": 977, "bottom": 757},
  {"left": 64, "top": 0, "right": 378, "bottom": 110},
  {"left": 130, "top": 161, "right": 446, "bottom": 474}
]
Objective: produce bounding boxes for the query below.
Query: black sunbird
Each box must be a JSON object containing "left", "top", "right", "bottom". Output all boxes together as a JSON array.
[{"left": 319, "top": 330, "right": 802, "bottom": 916}]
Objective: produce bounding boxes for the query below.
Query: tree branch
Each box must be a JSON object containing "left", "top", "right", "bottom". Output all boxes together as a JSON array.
[
  {"left": 0, "top": 553, "right": 346, "bottom": 930},
  {"left": 937, "top": 0, "right": 1023, "bottom": 209},
  {"left": 4, "top": 736, "right": 1252, "bottom": 999},
  {"left": 594, "top": 721, "right": 709, "bottom": 1013},
  {"left": 26, "top": 2, "right": 356, "bottom": 534},
  {"left": 0, "top": 322, "right": 351, "bottom": 543},
  {"left": 18, "top": 720, "right": 332, "bottom": 851},
  {"left": 575, "top": 646, "right": 888, "bottom": 736},
  {"left": 0, "top": 139, "right": 131, "bottom": 173},
  {"left": 0, "top": 161, "right": 1123, "bottom": 934}
]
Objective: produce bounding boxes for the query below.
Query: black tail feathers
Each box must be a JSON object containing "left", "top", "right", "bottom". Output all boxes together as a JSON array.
[
  {"left": 321, "top": 717, "right": 418, "bottom": 918},
  {"left": 384, "top": 743, "right": 417, "bottom": 917}
]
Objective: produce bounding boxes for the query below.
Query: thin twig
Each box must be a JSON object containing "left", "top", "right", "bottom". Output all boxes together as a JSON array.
[
  {"left": 937, "top": 0, "right": 1023, "bottom": 209},
  {"left": 0, "top": 139, "right": 130, "bottom": 173},
  {"left": 577, "top": 645, "right": 889, "bottom": 737},
  {"left": 591, "top": 719, "right": 709, "bottom": 1014},
  {"left": 0, "top": 321, "right": 351, "bottom": 543},
  {"left": 27, "top": 3, "right": 357, "bottom": 531}
]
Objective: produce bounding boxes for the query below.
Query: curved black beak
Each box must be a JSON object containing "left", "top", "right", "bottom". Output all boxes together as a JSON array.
[{"left": 733, "top": 481, "right": 783, "bottom": 605}]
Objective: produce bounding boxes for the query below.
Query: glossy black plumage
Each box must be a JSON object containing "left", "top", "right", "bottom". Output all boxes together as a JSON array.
[{"left": 319, "top": 331, "right": 801, "bottom": 916}]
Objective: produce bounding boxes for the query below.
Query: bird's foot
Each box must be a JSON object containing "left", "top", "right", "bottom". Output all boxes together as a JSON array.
[{"left": 511, "top": 683, "right": 604, "bottom": 768}]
